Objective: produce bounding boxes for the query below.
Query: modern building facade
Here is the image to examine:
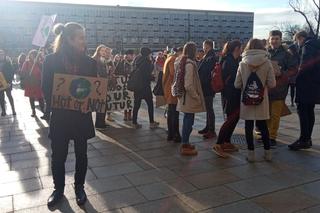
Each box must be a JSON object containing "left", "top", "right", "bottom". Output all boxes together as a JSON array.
[{"left": 1, "top": 1, "right": 254, "bottom": 55}]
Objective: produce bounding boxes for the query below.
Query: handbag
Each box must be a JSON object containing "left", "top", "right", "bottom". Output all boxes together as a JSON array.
[{"left": 152, "top": 71, "right": 164, "bottom": 96}]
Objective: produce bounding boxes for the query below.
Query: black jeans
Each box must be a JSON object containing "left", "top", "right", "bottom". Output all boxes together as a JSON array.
[
  {"left": 297, "top": 103, "right": 315, "bottom": 141},
  {"left": 167, "top": 104, "right": 180, "bottom": 138},
  {"left": 29, "top": 98, "right": 45, "bottom": 112},
  {"left": 289, "top": 84, "right": 295, "bottom": 104},
  {"left": 51, "top": 137, "right": 88, "bottom": 191},
  {"left": 245, "top": 120, "right": 270, "bottom": 150},
  {"left": 217, "top": 107, "right": 240, "bottom": 144},
  {"left": 132, "top": 87, "right": 154, "bottom": 124},
  {"left": 0, "top": 87, "right": 15, "bottom": 113},
  {"left": 204, "top": 96, "right": 215, "bottom": 132}
]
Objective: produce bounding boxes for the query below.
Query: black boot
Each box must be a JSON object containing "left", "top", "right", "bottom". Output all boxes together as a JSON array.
[
  {"left": 75, "top": 187, "right": 87, "bottom": 206},
  {"left": 47, "top": 189, "right": 64, "bottom": 207},
  {"left": 198, "top": 127, "right": 208, "bottom": 135},
  {"left": 288, "top": 139, "right": 311, "bottom": 151}
]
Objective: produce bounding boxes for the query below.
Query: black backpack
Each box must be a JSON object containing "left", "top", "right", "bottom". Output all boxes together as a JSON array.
[{"left": 242, "top": 69, "right": 264, "bottom": 106}]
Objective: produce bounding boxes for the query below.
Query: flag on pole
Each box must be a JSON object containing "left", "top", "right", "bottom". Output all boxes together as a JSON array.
[{"left": 32, "top": 14, "right": 57, "bottom": 47}]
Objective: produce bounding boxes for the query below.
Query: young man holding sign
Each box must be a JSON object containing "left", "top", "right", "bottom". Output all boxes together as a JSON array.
[{"left": 42, "top": 22, "right": 99, "bottom": 207}]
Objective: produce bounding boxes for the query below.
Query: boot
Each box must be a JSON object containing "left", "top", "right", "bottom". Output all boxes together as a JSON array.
[
  {"left": 47, "top": 189, "right": 64, "bottom": 207},
  {"left": 264, "top": 150, "right": 272, "bottom": 162},
  {"left": 75, "top": 187, "right": 87, "bottom": 206},
  {"left": 246, "top": 150, "right": 255, "bottom": 163},
  {"left": 180, "top": 144, "right": 197, "bottom": 156}
]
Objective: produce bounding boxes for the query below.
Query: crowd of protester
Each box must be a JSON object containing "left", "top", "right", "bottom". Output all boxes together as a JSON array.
[{"left": 0, "top": 21, "right": 319, "bottom": 207}]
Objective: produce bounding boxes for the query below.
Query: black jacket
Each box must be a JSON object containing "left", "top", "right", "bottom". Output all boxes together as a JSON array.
[
  {"left": 221, "top": 54, "right": 241, "bottom": 114},
  {"left": 132, "top": 55, "right": 154, "bottom": 92},
  {"left": 198, "top": 49, "right": 216, "bottom": 97},
  {"left": 42, "top": 52, "right": 98, "bottom": 140},
  {"left": 296, "top": 38, "right": 320, "bottom": 104},
  {"left": 268, "top": 46, "right": 298, "bottom": 101},
  {"left": 0, "top": 59, "right": 14, "bottom": 84}
]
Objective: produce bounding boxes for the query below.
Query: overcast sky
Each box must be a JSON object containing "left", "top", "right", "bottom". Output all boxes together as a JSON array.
[{"left": 18, "top": 0, "right": 305, "bottom": 38}]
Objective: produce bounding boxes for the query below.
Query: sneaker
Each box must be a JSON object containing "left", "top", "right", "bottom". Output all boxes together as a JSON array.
[
  {"left": 180, "top": 144, "right": 198, "bottom": 156},
  {"left": 132, "top": 123, "right": 142, "bottom": 129},
  {"left": 221, "top": 143, "right": 239, "bottom": 152},
  {"left": 75, "top": 187, "right": 87, "bottom": 206},
  {"left": 40, "top": 114, "right": 50, "bottom": 121},
  {"left": 12, "top": 111, "right": 16, "bottom": 116},
  {"left": 246, "top": 150, "right": 255, "bottom": 163},
  {"left": 203, "top": 131, "right": 217, "bottom": 139},
  {"left": 47, "top": 189, "right": 64, "bottom": 207},
  {"left": 150, "top": 121, "right": 159, "bottom": 129},
  {"left": 198, "top": 127, "right": 208, "bottom": 135},
  {"left": 212, "top": 144, "right": 228, "bottom": 158},
  {"left": 1, "top": 111, "right": 6, "bottom": 116},
  {"left": 264, "top": 150, "right": 272, "bottom": 162}
]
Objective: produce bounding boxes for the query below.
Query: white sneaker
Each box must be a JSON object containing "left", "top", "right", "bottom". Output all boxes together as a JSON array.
[
  {"left": 246, "top": 150, "right": 255, "bottom": 163},
  {"left": 264, "top": 150, "right": 272, "bottom": 162},
  {"left": 150, "top": 121, "right": 159, "bottom": 129}
]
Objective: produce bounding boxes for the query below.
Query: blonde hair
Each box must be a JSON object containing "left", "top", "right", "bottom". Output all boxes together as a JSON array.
[
  {"left": 92, "top": 44, "right": 107, "bottom": 61},
  {"left": 53, "top": 22, "right": 84, "bottom": 53}
]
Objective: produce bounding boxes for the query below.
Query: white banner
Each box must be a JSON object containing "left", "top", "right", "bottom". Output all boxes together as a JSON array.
[
  {"left": 106, "top": 75, "right": 133, "bottom": 112},
  {"left": 32, "top": 14, "right": 57, "bottom": 47}
]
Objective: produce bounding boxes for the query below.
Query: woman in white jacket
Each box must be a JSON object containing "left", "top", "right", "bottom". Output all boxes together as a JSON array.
[{"left": 235, "top": 39, "right": 276, "bottom": 162}]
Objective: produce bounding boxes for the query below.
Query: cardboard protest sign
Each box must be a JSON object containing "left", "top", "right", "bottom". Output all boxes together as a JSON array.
[
  {"left": 32, "top": 15, "right": 57, "bottom": 47},
  {"left": 51, "top": 74, "right": 107, "bottom": 113},
  {"left": 106, "top": 75, "right": 133, "bottom": 112},
  {"left": 0, "top": 72, "right": 9, "bottom": 91}
]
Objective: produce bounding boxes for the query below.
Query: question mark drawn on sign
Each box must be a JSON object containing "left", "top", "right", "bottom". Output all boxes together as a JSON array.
[
  {"left": 94, "top": 80, "right": 101, "bottom": 96},
  {"left": 56, "top": 78, "right": 66, "bottom": 91}
]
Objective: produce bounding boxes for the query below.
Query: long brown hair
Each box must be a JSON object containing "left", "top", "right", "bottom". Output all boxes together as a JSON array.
[
  {"left": 244, "top": 39, "right": 266, "bottom": 52},
  {"left": 222, "top": 40, "right": 242, "bottom": 56},
  {"left": 183, "top": 42, "right": 197, "bottom": 60},
  {"left": 53, "top": 22, "right": 84, "bottom": 53}
]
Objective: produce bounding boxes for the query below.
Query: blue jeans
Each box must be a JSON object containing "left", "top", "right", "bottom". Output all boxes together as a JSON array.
[{"left": 182, "top": 113, "right": 195, "bottom": 144}]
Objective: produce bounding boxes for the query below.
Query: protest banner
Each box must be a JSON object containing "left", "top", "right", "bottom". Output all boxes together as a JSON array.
[
  {"left": 32, "top": 14, "right": 57, "bottom": 47},
  {"left": 51, "top": 74, "right": 108, "bottom": 113},
  {"left": 0, "top": 72, "right": 9, "bottom": 91},
  {"left": 106, "top": 75, "right": 133, "bottom": 112}
]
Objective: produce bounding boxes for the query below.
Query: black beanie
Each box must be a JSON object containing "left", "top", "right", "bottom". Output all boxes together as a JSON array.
[{"left": 140, "top": 47, "right": 152, "bottom": 56}]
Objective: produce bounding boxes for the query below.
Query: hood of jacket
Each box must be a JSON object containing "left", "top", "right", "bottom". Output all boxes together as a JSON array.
[{"left": 242, "top": 49, "right": 269, "bottom": 67}]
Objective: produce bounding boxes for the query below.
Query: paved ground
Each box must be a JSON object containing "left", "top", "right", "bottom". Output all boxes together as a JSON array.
[{"left": 0, "top": 88, "right": 320, "bottom": 213}]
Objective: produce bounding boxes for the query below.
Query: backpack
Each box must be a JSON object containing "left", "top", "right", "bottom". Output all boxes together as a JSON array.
[
  {"left": 171, "top": 57, "right": 190, "bottom": 98},
  {"left": 242, "top": 69, "right": 265, "bottom": 105},
  {"left": 211, "top": 62, "right": 224, "bottom": 93}
]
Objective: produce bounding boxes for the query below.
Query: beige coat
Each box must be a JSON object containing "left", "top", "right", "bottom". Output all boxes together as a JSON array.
[
  {"left": 176, "top": 58, "right": 206, "bottom": 113},
  {"left": 235, "top": 49, "right": 276, "bottom": 120}
]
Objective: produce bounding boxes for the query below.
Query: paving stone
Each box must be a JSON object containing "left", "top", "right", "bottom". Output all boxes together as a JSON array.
[
  {"left": 87, "top": 188, "right": 147, "bottom": 212},
  {"left": 295, "top": 181, "right": 320, "bottom": 200},
  {"left": 88, "top": 154, "right": 131, "bottom": 168},
  {"left": 207, "top": 156, "right": 248, "bottom": 169},
  {"left": 0, "top": 144, "right": 31, "bottom": 155},
  {"left": 203, "top": 200, "right": 269, "bottom": 213},
  {"left": 126, "top": 149, "right": 171, "bottom": 159},
  {"left": 252, "top": 188, "right": 319, "bottom": 213},
  {"left": 124, "top": 168, "right": 178, "bottom": 186},
  {"left": 11, "top": 157, "right": 50, "bottom": 170},
  {"left": 13, "top": 185, "right": 75, "bottom": 211},
  {"left": 121, "top": 197, "right": 194, "bottom": 213},
  {"left": 178, "top": 186, "right": 244, "bottom": 211},
  {"left": 0, "top": 196, "right": 13, "bottom": 213},
  {"left": 185, "top": 170, "right": 240, "bottom": 189},
  {"left": 168, "top": 160, "right": 217, "bottom": 177},
  {"left": 136, "top": 178, "right": 196, "bottom": 201},
  {"left": 91, "top": 162, "right": 143, "bottom": 178},
  {"left": 0, "top": 168, "right": 39, "bottom": 184},
  {"left": 296, "top": 205, "right": 320, "bottom": 213},
  {"left": 85, "top": 175, "right": 132, "bottom": 195},
  {"left": 226, "top": 176, "right": 286, "bottom": 198},
  {"left": 10, "top": 150, "right": 49, "bottom": 162},
  {"left": 0, "top": 177, "right": 42, "bottom": 197}
]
